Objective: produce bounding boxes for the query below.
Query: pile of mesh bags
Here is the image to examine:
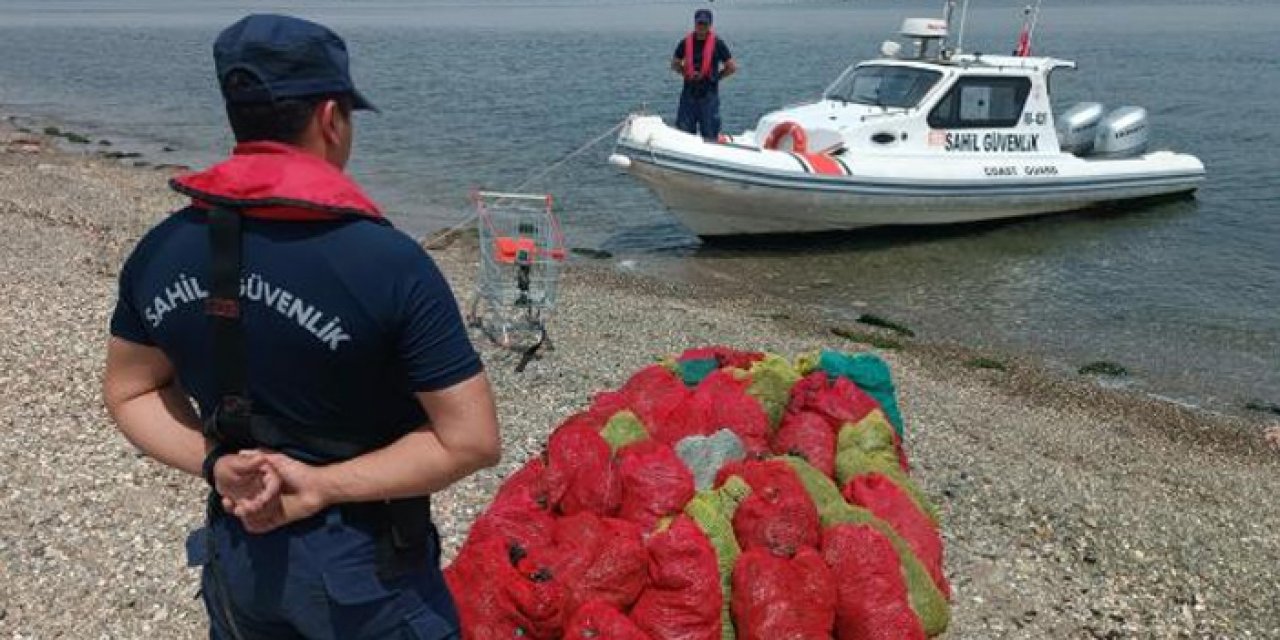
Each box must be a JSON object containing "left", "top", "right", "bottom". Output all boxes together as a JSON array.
[{"left": 446, "top": 346, "right": 950, "bottom": 639}]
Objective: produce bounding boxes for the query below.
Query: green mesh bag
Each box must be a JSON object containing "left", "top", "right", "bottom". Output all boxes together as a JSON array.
[
  {"left": 678, "top": 358, "right": 721, "bottom": 386},
  {"left": 782, "top": 457, "right": 949, "bottom": 636},
  {"left": 744, "top": 354, "right": 802, "bottom": 430},
  {"left": 778, "top": 456, "right": 848, "bottom": 524},
  {"left": 684, "top": 476, "right": 752, "bottom": 640},
  {"left": 600, "top": 410, "right": 649, "bottom": 453},
  {"left": 657, "top": 355, "right": 681, "bottom": 374},
  {"left": 824, "top": 504, "right": 950, "bottom": 636},
  {"left": 793, "top": 351, "right": 822, "bottom": 377},
  {"left": 835, "top": 425, "right": 938, "bottom": 523},
  {"left": 818, "top": 350, "right": 905, "bottom": 436},
  {"left": 836, "top": 410, "right": 897, "bottom": 455},
  {"left": 715, "top": 475, "right": 752, "bottom": 512}
]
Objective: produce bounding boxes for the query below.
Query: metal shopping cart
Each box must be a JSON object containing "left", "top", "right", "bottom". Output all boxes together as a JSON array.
[{"left": 468, "top": 191, "right": 567, "bottom": 371}]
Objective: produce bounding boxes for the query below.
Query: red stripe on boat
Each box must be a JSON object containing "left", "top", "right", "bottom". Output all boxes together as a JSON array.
[{"left": 801, "top": 154, "right": 845, "bottom": 176}]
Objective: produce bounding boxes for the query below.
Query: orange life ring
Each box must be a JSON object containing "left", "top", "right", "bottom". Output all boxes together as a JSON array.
[{"left": 763, "top": 121, "right": 809, "bottom": 154}]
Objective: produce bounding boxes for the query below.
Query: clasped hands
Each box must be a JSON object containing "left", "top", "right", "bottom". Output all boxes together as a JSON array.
[{"left": 212, "top": 451, "right": 330, "bottom": 534}]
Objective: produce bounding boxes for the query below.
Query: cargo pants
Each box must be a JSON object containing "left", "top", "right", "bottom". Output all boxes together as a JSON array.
[
  {"left": 676, "top": 86, "right": 722, "bottom": 141},
  {"left": 186, "top": 506, "right": 459, "bottom": 639}
]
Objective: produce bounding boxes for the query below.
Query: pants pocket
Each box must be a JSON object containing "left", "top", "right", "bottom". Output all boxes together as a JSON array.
[
  {"left": 321, "top": 565, "right": 459, "bottom": 639},
  {"left": 185, "top": 527, "right": 211, "bottom": 568},
  {"left": 403, "top": 591, "right": 460, "bottom": 640},
  {"left": 322, "top": 566, "right": 400, "bottom": 606}
]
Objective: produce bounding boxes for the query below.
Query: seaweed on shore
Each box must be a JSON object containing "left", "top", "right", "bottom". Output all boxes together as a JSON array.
[
  {"left": 964, "top": 357, "right": 1007, "bottom": 371},
  {"left": 41, "top": 126, "right": 92, "bottom": 144},
  {"left": 1078, "top": 361, "right": 1128, "bottom": 377},
  {"left": 856, "top": 313, "right": 916, "bottom": 337},
  {"left": 570, "top": 247, "right": 612, "bottom": 260},
  {"left": 830, "top": 326, "right": 903, "bottom": 351},
  {"left": 1244, "top": 400, "right": 1280, "bottom": 416}
]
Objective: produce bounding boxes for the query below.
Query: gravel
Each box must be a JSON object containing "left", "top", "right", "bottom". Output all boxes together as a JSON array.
[{"left": 3, "top": 119, "right": 1279, "bottom": 638}]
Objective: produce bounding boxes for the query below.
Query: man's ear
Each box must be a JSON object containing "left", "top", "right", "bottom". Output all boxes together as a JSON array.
[{"left": 316, "top": 99, "right": 345, "bottom": 146}]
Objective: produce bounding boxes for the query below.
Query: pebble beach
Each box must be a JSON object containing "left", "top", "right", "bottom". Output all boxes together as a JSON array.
[{"left": 1, "top": 119, "right": 1278, "bottom": 638}]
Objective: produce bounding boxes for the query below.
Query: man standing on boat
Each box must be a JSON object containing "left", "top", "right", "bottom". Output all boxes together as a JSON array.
[
  {"left": 671, "top": 8, "right": 737, "bottom": 141},
  {"left": 102, "top": 13, "right": 500, "bottom": 638}
]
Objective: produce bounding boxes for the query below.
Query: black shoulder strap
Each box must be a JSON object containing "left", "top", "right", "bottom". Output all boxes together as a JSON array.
[
  {"left": 204, "top": 206, "right": 254, "bottom": 449},
  {"left": 201, "top": 207, "right": 392, "bottom": 460}
]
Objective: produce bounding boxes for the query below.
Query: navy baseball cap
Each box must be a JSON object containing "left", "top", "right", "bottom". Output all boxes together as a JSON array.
[
  {"left": 214, "top": 14, "right": 377, "bottom": 112},
  {"left": 694, "top": 9, "right": 713, "bottom": 24}
]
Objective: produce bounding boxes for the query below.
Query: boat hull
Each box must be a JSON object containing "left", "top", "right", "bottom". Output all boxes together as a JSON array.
[
  {"left": 628, "top": 158, "right": 1200, "bottom": 236},
  {"left": 615, "top": 118, "right": 1205, "bottom": 237}
]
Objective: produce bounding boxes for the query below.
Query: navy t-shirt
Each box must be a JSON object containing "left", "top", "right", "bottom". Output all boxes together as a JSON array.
[
  {"left": 674, "top": 36, "right": 733, "bottom": 90},
  {"left": 110, "top": 207, "right": 482, "bottom": 453}
]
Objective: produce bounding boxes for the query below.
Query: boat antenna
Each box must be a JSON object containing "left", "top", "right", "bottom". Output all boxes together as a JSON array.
[
  {"left": 1027, "top": 0, "right": 1045, "bottom": 45},
  {"left": 941, "top": 0, "right": 956, "bottom": 54},
  {"left": 956, "top": 0, "right": 972, "bottom": 53}
]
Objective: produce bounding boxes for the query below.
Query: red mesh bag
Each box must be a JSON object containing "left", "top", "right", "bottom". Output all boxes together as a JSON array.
[
  {"left": 771, "top": 411, "right": 837, "bottom": 478},
  {"left": 565, "top": 600, "right": 653, "bottom": 640},
  {"left": 551, "top": 513, "right": 650, "bottom": 616},
  {"left": 589, "top": 365, "right": 691, "bottom": 431},
  {"left": 894, "top": 437, "right": 910, "bottom": 473},
  {"left": 658, "top": 369, "right": 771, "bottom": 454},
  {"left": 787, "top": 371, "right": 882, "bottom": 429},
  {"left": 556, "top": 410, "right": 610, "bottom": 434},
  {"left": 715, "top": 460, "right": 821, "bottom": 556},
  {"left": 617, "top": 440, "right": 695, "bottom": 529},
  {"left": 730, "top": 546, "right": 836, "bottom": 639},
  {"left": 465, "top": 459, "right": 554, "bottom": 550},
  {"left": 447, "top": 537, "right": 565, "bottom": 640},
  {"left": 678, "top": 346, "right": 766, "bottom": 371},
  {"left": 544, "top": 423, "right": 621, "bottom": 516},
  {"left": 822, "top": 523, "right": 926, "bottom": 640},
  {"left": 792, "top": 544, "right": 840, "bottom": 627},
  {"left": 630, "top": 516, "right": 723, "bottom": 640},
  {"left": 844, "top": 473, "right": 949, "bottom": 599},
  {"left": 490, "top": 458, "right": 550, "bottom": 512},
  {"left": 726, "top": 460, "right": 821, "bottom": 556}
]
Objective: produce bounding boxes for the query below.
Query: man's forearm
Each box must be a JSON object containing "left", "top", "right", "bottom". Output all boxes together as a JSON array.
[
  {"left": 109, "top": 384, "right": 206, "bottom": 477},
  {"left": 315, "top": 426, "right": 495, "bottom": 505}
]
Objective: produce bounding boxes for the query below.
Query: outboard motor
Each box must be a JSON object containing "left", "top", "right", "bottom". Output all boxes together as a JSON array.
[
  {"left": 1093, "top": 106, "right": 1151, "bottom": 158},
  {"left": 1055, "top": 102, "right": 1105, "bottom": 156}
]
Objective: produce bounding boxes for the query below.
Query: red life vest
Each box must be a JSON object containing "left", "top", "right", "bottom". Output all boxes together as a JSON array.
[
  {"left": 682, "top": 31, "right": 718, "bottom": 81},
  {"left": 169, "top": 141, "right": 385, "bottom": 223}
]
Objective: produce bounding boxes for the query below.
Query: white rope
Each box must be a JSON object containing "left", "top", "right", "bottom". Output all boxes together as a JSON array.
[{"left": 423, "top": 118, "right": 628, "bottom": 247}]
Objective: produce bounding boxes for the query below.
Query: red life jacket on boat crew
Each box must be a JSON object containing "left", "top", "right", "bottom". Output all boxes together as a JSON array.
[{"left": 683, "top": 31, "right": 717, "bottom": 81}]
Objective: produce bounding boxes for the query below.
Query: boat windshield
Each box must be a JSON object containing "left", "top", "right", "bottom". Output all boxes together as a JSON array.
[{"left": 824, "top": 65, "right": 942, "bottom": 108}]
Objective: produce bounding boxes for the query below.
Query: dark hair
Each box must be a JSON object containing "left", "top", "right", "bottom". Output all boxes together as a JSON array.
[{"left": 222, "top": 70, "right": 353, "bottom": 144}]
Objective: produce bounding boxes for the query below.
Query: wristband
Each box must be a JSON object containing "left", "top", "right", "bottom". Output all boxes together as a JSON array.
[{"left": 202, "top": 445, "right": 231, "bottom": 488}]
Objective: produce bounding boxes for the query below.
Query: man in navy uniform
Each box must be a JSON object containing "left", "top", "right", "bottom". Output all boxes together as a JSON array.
[
  {"left": 671, "top": 8, "right": 738, "bottom": 140},
  {"left": 102, "top": 14, "right": 500, "bottom": 639}
]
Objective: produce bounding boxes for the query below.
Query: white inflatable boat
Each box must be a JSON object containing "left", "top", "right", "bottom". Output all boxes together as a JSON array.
[{"left": 609, "top": 14, "right": 1205, "bottom": 237}]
